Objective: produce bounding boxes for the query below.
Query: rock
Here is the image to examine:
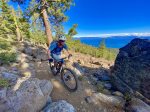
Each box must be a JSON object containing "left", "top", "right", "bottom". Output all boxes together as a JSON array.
[
  {"left": 0, "top": 88, "right": 9, "bottom": 112},
  {"left": 92, "top": 73, "right": 100, "bottom": 81},
  {"left": 19, "top": 62, "right": 36, "bottom": 77},
  {"left": 91, "top": 61, "right": 102, "bottom": 66},
  {"left": 127, "top": 98, "right": 150, "bottom": 112},
  {"left": 90, "top": 75, "right": 98, "bottom": 85},
  {"left": 0, "top": 77, "right": 53, "bottom": 112},
  {"left": 33, "top": 57, "right": 41, "bottom": 61},
  {"left": 112, "top": 38, "right": 150, "bottom": 99},
  {"left": 100, "top": 74, "right": 111, "bottom": 81},
  {"left": 96, "top": 81, "right": 105, "bottom": 92},
  {"left": 36, "top": 54, "right": 48, "bottom": 60},
  {"left": 26, "top": 55, "right": 33, "bottom": 61},
  {"left": 40, "top": 80, "right": 53, "bottom": 96},
  {"left": 17, "top": 53, "right": 32, "bottom": 63},
  {"left": 20, "top": 62, "right": 29, "bottom": 69},
  {"left": 0, "top": 87, "right": 7, "bottom": 99},
  {"left": 24, "top": 47, "right": 33, "bottom": 56},
  {"left": 97, "top": 93, "right": 125, "bottom": 108},
  {"left": 11, "top": 67, "right": 18, "bottom": 71},
  {"left": 30, "top": 47, "right": 47, "bottom": 60},
  {"left": 23, "top": 45, "right": 42, "bottom": 58},
  {"left": 85, "top": 96, "right": 98, "bottom": 104},
  {"left": 8, "top": 67, "right": 20, "bottom": 76},
  {"left": 1, "top": 72, "right": 19, "bottom": 82},
  {"left": 0, "top": 67, "right": 7, "bottom": 72},
  {"left": 93, "top": 72, "right": 111, "bottom": 81},
  {"left": 17, "top": 43, "right": 25, "bottom": 52},
  {"left": 42, "top": 100, "right": 76, "bottom": 112},
  {"left": 0, "top": 60, "right": 2, "bottom": 65},
  {"left": 21, "top": 70, "right": 35, "bottom": 77},
  {"left": 102, "top": 89, "right": 111, "bottom": 95},
  {"left": 104, "top": 83, "right": 112, "bottom": 90},
  {"left": 81, "top": 108, "right": 86, "bottom": 112},
  {"left": 77, "top": 59, "right": 83, "bottom": 64},
  {"left": 73, "top": 62, "right": 84, "bottom": 76},
  {"left": 112, "top": 91, "right": 124, "bottom": 97},
  {"left": 16, "top": 54, "right": 22, "bottom": 63},
  {"left": 80, "top": 101, "right": 84, "bottom": 105},
  {"left": 86, "top": 93, "right": 125, "bottom": 111},
  {"left": 47, "top": 96, "right": 52, "bottom": 104}
]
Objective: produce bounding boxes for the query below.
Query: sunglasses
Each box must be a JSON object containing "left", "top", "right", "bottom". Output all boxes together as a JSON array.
[{"left": 59, "top": 40, "right": 65, "bottom": 43}]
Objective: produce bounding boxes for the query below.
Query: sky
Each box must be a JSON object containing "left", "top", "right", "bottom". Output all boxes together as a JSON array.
[
  {"left": 64, "top": 0, "right": 150, "bottom": 37},
  {"left": 9, "top": 0, "right": 150, "bottom": 37}
]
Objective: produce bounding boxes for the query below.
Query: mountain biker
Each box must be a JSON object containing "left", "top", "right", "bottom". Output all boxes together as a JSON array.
[{"left": 48, "top": 35, "right": 72, "bottom": 72}]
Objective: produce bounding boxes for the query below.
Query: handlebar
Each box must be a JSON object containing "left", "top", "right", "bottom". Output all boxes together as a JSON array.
[
  {"left": 41, "top": 55, "right": 72, "bottom": 62},
  {"left": 62, "top": 55, "right": 72, "bottom": 60}
]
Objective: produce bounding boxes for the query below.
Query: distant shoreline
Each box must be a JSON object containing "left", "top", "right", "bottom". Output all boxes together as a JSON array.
[
  {"left": 74, "top": 33, "right": 150, "bottom": 38},
  {"left": 73, "top": 36, "right": 150, "bottom": 48}
]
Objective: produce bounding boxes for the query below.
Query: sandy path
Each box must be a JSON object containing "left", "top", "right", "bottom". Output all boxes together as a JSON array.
[{"left": 34, "top": 61, "right": 101, "bottom": 112}]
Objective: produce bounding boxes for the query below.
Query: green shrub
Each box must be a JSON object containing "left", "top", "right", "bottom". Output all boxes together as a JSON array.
[
  {"left": 29, "top": 31, "right": 47, "bottom": 44},
  {"left": 0, "top": 51, "right": 16, "bottom": 64},
  {"left": 124, "top": 92, "right": 132, "bottom": 101},
  {"left": 66, "top": 39, "right": 118, "bottom": 61},
  {"left": 78, "top": 75, "right": 84, "bottom": 81},
  {"left": 0, "top": 38, "right": 16, "bottom": 64},
  {"left": 96, "top": 82, "right": 104, "bottom": 92},
  {"left": 0, "top": 78, "right": 9, "bottom": 88}
]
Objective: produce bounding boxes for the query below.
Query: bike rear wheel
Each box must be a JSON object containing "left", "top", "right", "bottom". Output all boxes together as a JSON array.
[{"left": 61, "top": 68, "right": 78, "bottom": 92}]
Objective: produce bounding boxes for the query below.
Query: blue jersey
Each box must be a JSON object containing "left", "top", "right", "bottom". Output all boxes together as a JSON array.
[{"left": 49, "top": 41, "right": 68, "bottom": 55}]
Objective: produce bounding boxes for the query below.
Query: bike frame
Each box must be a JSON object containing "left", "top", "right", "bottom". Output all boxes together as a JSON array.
[{"left": 52, "top": 57, "right": 68, "bottom": 74}]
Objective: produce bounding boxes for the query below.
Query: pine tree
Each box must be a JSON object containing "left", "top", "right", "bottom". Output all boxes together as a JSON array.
[
  {"left": 54, "top": 25, "right": 65, "bottom": 39},
  {"left": 99, "top": 39, "right": 107, "bottom": 57},
  {"left": 99, "top": 39, "right": 106, "bottom": 49},
  {"left": 0, "top": 1, "right": 29, "bottom": 41},
  {"left": 16, "top": 6, "right": 30, "bottom": 40},
  {"left": 68, "top": 24, "right": 78, "bottom": 39},
  {"left": 0, "top": 0, "right": 16, "bottom": 38},
  {"left": 12, "top": 8, "right": 21, "bottom": 41},
  {"left": 25, "top": 0, "right": 74, "bottom": 45}
]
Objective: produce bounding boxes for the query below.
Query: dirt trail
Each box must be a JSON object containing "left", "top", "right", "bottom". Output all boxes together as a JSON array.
[{"left": 34, "top": 61, "right": 101, "bottom": 112}]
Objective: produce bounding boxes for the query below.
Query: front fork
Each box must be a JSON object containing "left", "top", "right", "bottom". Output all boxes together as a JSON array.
[{"left": 56, "top": 62, "right": 63, "bottom": 73}]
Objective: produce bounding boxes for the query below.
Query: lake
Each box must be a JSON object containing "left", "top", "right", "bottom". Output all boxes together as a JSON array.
[{"left": 74, "top": 36, "right": 150, "bottom": 48}]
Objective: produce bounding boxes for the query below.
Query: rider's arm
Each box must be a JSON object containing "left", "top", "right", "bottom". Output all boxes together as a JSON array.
[
  {"left": 66, "top": 49, "right": 71, "bottom": 55},
  {"left": 64, "top": 44, "right": 72, "bottom": 56},
  {"left": 47, "top": 49, "right": 51, "bottom": 59},
  {"left": 48, "top": 41, "right": 57, "bottom": 59}
]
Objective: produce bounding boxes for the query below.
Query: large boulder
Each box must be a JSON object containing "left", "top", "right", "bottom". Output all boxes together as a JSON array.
[
  {"left": 23, "top": 43, "right": 48, "bottom": 60},
  {"left": 0, "top": 72, "right": 53, "bottom": 112},
  {"left": 42, "top": 100, "right": 76, "bottom": 112},
  {"left": 112, "top": 38, "right": 150, "bottom": 99},
  {"left": 1, "top": 72, "right": 19, "bottom": 82},
  {"left": 72, "top": 62, "right": 85, "bottom": 76},
  {"left": 85, "top": 93, "right": 125, "bottom": 112},
  {"left": 126, "top": 98, "right": 150, "bottom": 112}
]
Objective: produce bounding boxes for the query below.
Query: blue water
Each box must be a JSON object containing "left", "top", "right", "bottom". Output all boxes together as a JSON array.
[{"left": 74, "top": 36, "right": 150, "bottom": 48}]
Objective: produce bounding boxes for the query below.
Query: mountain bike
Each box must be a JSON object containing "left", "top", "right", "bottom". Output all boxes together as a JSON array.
[{"left": 48, "top": 55, "right": 78, "bottom": 92}]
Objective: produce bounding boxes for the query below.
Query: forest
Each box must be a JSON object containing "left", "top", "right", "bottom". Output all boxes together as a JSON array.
[{"left": 0, "top": 0, "right": 117, "bottom": 65}]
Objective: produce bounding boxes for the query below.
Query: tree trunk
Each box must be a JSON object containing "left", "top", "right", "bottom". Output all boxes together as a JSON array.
[
  {"left": 41, "top": 7, "right": 53, "bottom": 46},
  {"left": 16, "top": 27, "right": 21, "bottom": 41},
  {"left": 19, "top": 31, "right": 23, "bottom": 41},
  {"left": 12, "top": 9, "right": 21, "bottom": 41}
]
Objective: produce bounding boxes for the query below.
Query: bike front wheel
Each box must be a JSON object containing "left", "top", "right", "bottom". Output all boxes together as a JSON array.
[{"left": 61, "top": 68, "right": 78, "bottom": 92}]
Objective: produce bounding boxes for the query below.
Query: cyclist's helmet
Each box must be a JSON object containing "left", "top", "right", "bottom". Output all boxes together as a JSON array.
[{"left": 58, "top": 35, "right": 66, "bottom": 41}]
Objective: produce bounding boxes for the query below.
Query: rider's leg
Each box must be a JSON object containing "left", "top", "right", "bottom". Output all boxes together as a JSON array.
[
  {"left": 56, "top": 58, "right": 65, "bottom": 73},
  {"left": 51, "top": 54, "right": 62, "bottom": 73},
  {"left": 52, "top": 54, "right": 61, "bottom": 62},
  {"left": 51, "top": 54, "right": 57, "bottom": 72}
]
